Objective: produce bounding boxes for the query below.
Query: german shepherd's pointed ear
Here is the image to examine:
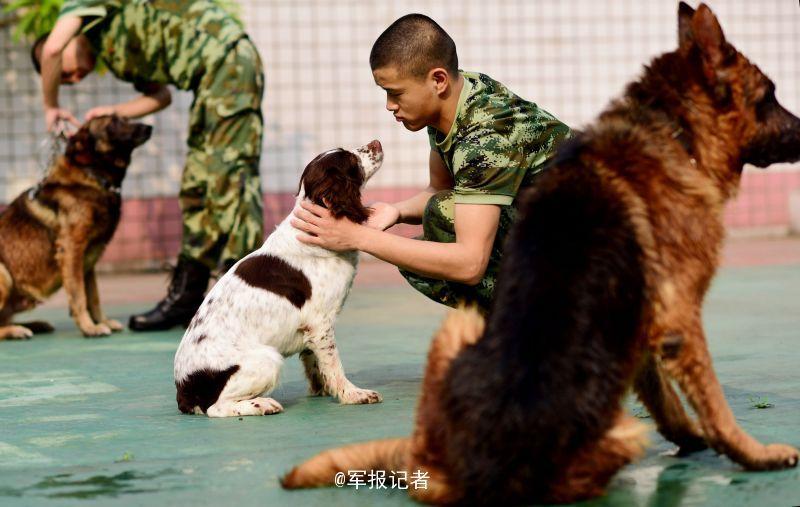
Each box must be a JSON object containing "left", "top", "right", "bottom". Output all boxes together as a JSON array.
[
  {"left": 65, "top": 127, "right": 94, "bottom": 166},
  {"left": 679, "top": 3, "right": 733, "bottom": 102},
  {"left": 677, "top": 2, "right": 696, "bottom": 51},
  {"left": 691, "top": 4, "right": 728, "bottom": 68}
]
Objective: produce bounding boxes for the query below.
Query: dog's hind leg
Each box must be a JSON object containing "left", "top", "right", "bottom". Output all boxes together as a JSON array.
[
  {"left": 634, "top": 353, "right": 706, "bottom": 455},
  {"left": 406, "top": 308, "right": 486, "bottom": 505},
  {"left": 304, "top": 327, "right": 382, "bottom": 405},
  {"left": 660, "top": 324, "right": 799, "bottom": 470},
  {"left": 0, "top": 274, "right": 33, "bottom": 340},
  {"left": 206, "top": 345, "right": 285, "bottom": 417},
  {"left": 85, "top": 269, "right": 122, "bottom": 332},
  {"left": 546, "top": 412, "right": 649, "bottom": 504}
]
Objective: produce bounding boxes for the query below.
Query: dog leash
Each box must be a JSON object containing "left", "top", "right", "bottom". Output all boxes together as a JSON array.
[
  {"left": 30, "top": 127, "right": 68, "bottom": 201},
  {"left": 38, "top": 125, "right": 68, "bottom": 176}
]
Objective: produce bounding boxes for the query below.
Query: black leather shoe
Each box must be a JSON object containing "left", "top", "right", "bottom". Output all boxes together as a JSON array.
[{"left": 128, "top": 255, "right": 211, "bottom": 332}]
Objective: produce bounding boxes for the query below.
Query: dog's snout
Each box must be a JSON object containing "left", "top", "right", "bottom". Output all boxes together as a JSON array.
[
  {"left": 133, "top": 124, "right": 153, "bottom": 145},
  {"left": 368, "top": 140, "right": 383, "bottom": 154}
]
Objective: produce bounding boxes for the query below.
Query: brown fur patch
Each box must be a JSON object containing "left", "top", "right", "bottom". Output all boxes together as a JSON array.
[
  {"left": 298, "top": 149, "right": 371, "bottom": 224},
  {"left": 234, "top": 255, "right": 312, "bottom": 309},
  {"left": 175, "top": 365, "right": 240, "bottom": 414}
]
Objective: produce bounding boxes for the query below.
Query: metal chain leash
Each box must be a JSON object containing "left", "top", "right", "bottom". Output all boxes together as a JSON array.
[{"left": 37, "top": 121, "right": 69, "bottom": 179}]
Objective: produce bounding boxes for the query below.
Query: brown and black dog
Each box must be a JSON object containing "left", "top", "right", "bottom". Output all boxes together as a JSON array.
[
  {"left": 0, "top": 115, "right": 151, "bottom": 339},
  {"left": 282, "top": 3, "right": 800, "bottom": 504}
]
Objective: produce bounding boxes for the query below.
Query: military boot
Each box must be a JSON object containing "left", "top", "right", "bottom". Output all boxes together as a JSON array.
[{"left": 128, "top": 255, "right": 211, "bottom": 332}]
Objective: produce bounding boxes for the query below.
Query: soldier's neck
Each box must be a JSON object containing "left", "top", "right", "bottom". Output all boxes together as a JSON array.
[{"left": 432, "top": 74, "right": 465, "bottom": 134}]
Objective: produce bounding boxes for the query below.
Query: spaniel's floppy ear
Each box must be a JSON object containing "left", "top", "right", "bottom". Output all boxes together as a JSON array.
[
  {"left": 299, "top": 162, "right": 370, "bottom": 224},
  {"left": 319, "top": 166, "right": 371, "bottom": 224}
]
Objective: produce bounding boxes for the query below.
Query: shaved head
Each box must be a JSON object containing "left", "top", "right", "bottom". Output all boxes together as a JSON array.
[{"left": 369, "top": 14, "right": 458, "bottom": 79}]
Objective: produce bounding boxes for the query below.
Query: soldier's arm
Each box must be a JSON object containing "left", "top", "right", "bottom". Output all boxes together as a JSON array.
[
  {"left": 85, "top": 83, "right": 172, "bottom": 120},
  {"left": 294, "top": 199, "right": 500, "bottom": 286},
  {"left": 41, "top": 15, "right": 83, "bottom": 131}
]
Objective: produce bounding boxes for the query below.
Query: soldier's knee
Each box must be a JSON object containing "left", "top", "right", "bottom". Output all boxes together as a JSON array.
[
  {"left": 422, "top": 190, "right": 455, "bottom": 240},
  {"left": 424, "top": 190, "right": 454, "bottom": 217}
]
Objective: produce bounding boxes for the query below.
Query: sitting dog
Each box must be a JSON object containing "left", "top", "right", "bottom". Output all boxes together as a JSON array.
[
  {"left": 174, "top": 141, "right": 384, "bottom": 417},
  {"left": 282, "top": 3, "right": 800, "bottom": 504},
  {"left": 0, "top": 115, "right": 152, "bottom": 339}
]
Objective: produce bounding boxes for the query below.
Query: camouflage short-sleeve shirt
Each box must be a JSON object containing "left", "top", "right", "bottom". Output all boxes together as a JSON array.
[
  {"left": 428, "top": 72, "right": 570, "bottom": 207},
  {"left": 59, "top": 0, "right": 246, "bottom": 91},
  {"left": 406, "top": 72, "right": 569, "bottom": 308}
]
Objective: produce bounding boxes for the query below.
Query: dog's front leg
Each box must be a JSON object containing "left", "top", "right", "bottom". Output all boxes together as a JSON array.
[
  {"left": 304, "top": 328, "right": 382, "bottom": 404},
  {"left": 659, "top": 323, "right": 798, "bottom": 470},
  {"left": 55, "top": 229, "right": 111, "bottom": 337},
  {"left": 299, "top": 349, "right": 327, "bottom": 396},
  {"left": 633, "top": 353, "right": 706, "bottom": 455},
  {"left": 85, "top": 270, "right": 123, "bottom": 332}
]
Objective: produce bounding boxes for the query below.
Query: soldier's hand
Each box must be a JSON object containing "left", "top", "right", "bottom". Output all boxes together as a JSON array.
[
  {"left": 45, "top": 107, "right": 80, "bottom": 135},
  {"left": 291, "top": 200, "right": 363, "bottom": 252},
  {"left": 85, "top": 105, "right": 118, "bottom": 121},
  {"left": 365, "top": 202, "right": 400, "bottom": 231}
]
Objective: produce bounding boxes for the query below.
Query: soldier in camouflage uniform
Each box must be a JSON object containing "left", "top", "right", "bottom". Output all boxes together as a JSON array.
[
  {"left": 33, "top": 0, "right": 265, "bottom": 330},
  {"left": 292, "top": 14, "right": 570, "bottom": 312}
]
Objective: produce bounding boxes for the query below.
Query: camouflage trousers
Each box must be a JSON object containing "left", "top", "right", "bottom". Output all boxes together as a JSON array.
[
  {"left": 180, "top": 37, "right": 265, "bottom": 270},
  {"left": 399, "top": 190, "right": 504, "bottom": 312}
]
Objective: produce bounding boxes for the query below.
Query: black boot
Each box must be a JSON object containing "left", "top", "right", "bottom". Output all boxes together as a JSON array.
[{"left": 128, "top": 255, "right": 211, "bottom": 332}]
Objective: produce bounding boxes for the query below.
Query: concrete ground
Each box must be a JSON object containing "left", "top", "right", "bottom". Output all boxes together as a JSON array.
[{"left": 1, "top": 236, "right": 799, "bottom": 506}]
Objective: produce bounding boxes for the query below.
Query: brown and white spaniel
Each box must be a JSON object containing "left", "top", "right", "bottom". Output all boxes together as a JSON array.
[{"left": 174, "top": 141, "right": 384, "bottom": 417}]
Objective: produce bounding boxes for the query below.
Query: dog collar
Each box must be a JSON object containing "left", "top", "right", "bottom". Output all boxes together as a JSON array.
[{"left": 84, "top": 167, "right": 121, "bottom": 195}]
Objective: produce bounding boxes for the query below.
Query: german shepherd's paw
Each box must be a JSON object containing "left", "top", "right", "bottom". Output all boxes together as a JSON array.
[
  {"left": 18, "top": 321, "right": 55, "bottom": 334},
  {"left": 670, "top": 426, "right": 708, "bottom": 456},
  {"left": 102, "top": 319, "right": 124, "bottom": 332},
  {"left": 340, "top": 387, "right": 383, "bottom": 405},
  {"left": 0, "top": 325, "right": 34, "bottom": 340},
  {"left": 675, "top": 434, "right": 708, "bottom": 456},
  {"left": 745, "top": 444, "right": 799, "bottom": 470},
  {"left": 80, "top": 322, "right": 113, "bottom": 338}
]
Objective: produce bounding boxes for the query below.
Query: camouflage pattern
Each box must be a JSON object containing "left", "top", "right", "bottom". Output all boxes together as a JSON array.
[
  {"left": 180, "top": 37, "right": 264, "bottom": 269},
  {"left": 400, "top": 190, "right": 499, "bottom": 311},
  {"left": 404, "top": 72, "right": 570, "bottom": 310},
  {"left": 59, "top": 0, "right": 264, "bottom": 269},
  {"left": 61, "top": 0, "right": 245, "bottom": 91}
]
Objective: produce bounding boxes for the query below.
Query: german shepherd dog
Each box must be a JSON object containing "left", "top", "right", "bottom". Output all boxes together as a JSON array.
[
  {"left": 0, "top": 115, "right": 151, "bottom": 339},
  {"left": 282, "top": 3, "right": 800, "bottom": 504}
]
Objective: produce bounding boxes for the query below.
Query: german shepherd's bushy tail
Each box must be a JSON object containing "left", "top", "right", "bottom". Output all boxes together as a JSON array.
[{"left": 281, "top": 437, "right": 410, "bottom": 488}]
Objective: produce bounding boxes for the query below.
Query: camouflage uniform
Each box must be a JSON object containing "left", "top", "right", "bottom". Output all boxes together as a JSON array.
[
  {"left": 401, "top": 71, "right": 570, "bottom": 310},
  {"left": 59, "top": 0, "right": 264, "bottom": 269}
]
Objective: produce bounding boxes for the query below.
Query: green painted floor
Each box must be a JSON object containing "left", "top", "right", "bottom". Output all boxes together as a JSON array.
[{"left": 1, "top": 265, "right": 799, "bottom": 506}]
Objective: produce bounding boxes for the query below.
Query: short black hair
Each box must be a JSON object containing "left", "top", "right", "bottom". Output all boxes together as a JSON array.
[
  {"left": 31, "top": 32, "right": 50, "bottom": 74},
  {"left": 369, "top": 14, "right": 458, "bottom": 79}
]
